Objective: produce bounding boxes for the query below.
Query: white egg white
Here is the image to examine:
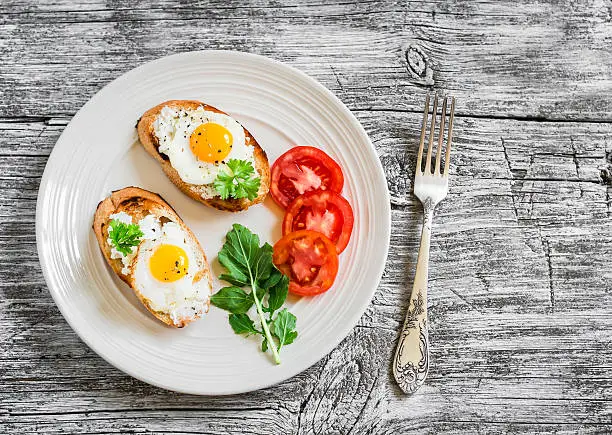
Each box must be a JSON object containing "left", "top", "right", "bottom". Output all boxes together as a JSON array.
[
  {"left": 108, "top": 212, "right": 211, "bottom": 326},
  {"left": 153, "top": 106, "right": 255, "bottom": 187},
  {"left": 132, "top": 220, "right": 211, "bottom": 326}
]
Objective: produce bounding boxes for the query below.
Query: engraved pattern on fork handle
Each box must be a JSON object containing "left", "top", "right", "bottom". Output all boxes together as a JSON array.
[
  {"left": 421, "top": 197, "right": 434, "bottom": 230},
  {"left": 393, "top": 200, "right": 435, "bottom": 394},
  {"left": 393, "top": 295, "right": 429, "bottom": 394}
]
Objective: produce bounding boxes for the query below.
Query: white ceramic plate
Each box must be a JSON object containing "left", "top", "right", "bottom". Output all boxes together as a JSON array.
[{"left": 36, "top": 51, "right": 390, "bottom": 395}]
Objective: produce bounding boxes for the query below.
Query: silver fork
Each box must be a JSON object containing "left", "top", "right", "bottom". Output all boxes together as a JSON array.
[{"left": 393, "top": 93, "right": 455, "bottom": 394}]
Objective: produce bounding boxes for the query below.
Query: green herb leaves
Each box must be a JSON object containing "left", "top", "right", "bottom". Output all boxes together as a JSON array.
[
  {"left": 210, "top": 287, "right": 253, "bottom": 314},
  {"left": 229, "top": 313, "right": 259, "bottom": 335},
  {"left": 108, "top": 219, "right": 143, "bottom": 256},
  {"left": 272, "top": 309, "right": 298, "bottom": 350},
  {"left": 213, "top": 159, "right": 261, "bottom": 201},
  {"left": 211, "top": 224, "right": 297, "bottom": 364},
  {"left": 266, "top": 274, "right": 289, "bottom": 314},
  {"left": 217, "top": 222, "right": 271, "bottom": 286}
]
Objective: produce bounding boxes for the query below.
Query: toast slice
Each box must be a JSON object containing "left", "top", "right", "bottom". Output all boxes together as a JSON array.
[
  {"left": 137, "top": 100, "right": 270, "bottom": 212},
  {"left": 93, "top": 186, "right": 212, "bottom": 328}
]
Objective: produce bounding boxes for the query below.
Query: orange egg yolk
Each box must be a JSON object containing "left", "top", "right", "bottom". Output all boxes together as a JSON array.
[
  {"left": 189, "top": 123, "right": 233, "bottom": 163},
  {"left": 149, "top": 244, "right": 189, "bottom": 283}
]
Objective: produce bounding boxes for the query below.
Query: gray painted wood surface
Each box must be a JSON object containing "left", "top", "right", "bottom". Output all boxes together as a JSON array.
[{"left": 1, "top": 0, "right": 611, "bottom": 433}]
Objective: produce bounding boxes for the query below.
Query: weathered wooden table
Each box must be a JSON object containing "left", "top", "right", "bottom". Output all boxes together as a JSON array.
[{"left": 2, "top": 1, "right": 611, "bottom": 433}]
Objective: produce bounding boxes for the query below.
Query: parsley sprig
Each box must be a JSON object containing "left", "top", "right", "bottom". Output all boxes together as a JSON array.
[
  {"left": 213, "top": 159, "right": 261, "bottom": 201},
  {"left": 210, "top": 224, "right": 297, "bottom": 364},
  {"left": 108, "top": 219, "right": 143, "bottom": 256}
]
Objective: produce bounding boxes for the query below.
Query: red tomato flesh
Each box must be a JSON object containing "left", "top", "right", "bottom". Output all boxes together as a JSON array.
[
  {"left": 283, "top": 190, "right": 354, "bottom": 254},
  {"left": 273, "top": 230, "right": 339, "bottom": 296},
  {"left": 270, "top": 146, "right": 344, "bottom": 208}
]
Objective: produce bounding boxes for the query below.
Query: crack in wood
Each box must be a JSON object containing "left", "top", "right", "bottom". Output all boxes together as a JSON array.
[
  {"left": 296, "top": 359, "right": 329, "bottom": 435},
  {"left": 478, "top": 176, "right": 603, "bottom": 185},
  {"left": 329, "top": 65, "right": 345, "bottom": 93},
  {"left": 347, "top": 372, "right": 381, "bottom": 435},
  {"left": 3, "top": 111, "right": 612, "bottom": 126},
  {"left": 540, "top": 234, "right": 555, "bottom": 313},
  {"left": 355, "top": 324, "right": 396, "bottom": 333},
  {"left": 296, "top": 388, "right": 313, "bottom": 435},
  {"left": 310, "top": 365, "right": 349, "bottom": 434},
  {"left": 430, "top": 420, "right": 612, "bottom": 426},
  {"left": 447, "top": 287, "right": 481, "bottom": 313},
  {"left": 0, "top": 116, "right": 71, "bottom": 125},
  {"left": 0, "top": 153, "right": 51, "bottom": 158},
  {"left": 500, "top": 137, "right": 520, "bottom": 221},
  {"left": 2, "top": 8, "right": 404, "bottom": 26},
  {"left": 600, "top": 150, "right": 612, "bottom": 217},
  {"left": 475, "top": 270, "right": 491, "bottom": 292},
  {"left": 0, "top": 2, "right": 383, "bottom": 17},
  {"left": 569, "top": 136, "right": 580, "bottom": 178},
  {"left": 351, "top": 108, "right": 612, "bottom": 124},
  {"left": 7, "top": 406, "right": 277, "bottom": 417}
]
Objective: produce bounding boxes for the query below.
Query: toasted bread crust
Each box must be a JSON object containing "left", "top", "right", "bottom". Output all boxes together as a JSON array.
[
  {"left": 92, "top": 187, "right": 211, "bottom": 328},
  {"left": 136, "top": 100, "right": 270, "bottom": 212}
]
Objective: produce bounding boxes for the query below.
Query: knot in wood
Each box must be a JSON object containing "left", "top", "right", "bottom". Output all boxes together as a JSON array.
[
  {"left": 600, "top": 151, "right": 612, "bottom": 185},
  {"left": 405, "top": 45, "right": 428, "bottom": 79}
]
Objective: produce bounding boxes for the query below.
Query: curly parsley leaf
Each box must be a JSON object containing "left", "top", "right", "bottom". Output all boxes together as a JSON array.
[
  {"left": 108, "top": 219, "right": 143, "bottom": 256},
  {"left": 213, "top": 159, "right": 261, "bottom": 201},
  {"left": 210, "top": 224, "right": 296, "bottom": 365}
]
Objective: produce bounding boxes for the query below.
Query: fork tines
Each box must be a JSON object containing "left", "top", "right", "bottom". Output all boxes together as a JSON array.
[{"left": 416, "top": 93, "right": 455, "bottom": 177}]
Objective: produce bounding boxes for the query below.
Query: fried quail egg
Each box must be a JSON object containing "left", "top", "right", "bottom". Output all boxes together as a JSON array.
[{"left": 153, "top": 105, "right": 255, "bottom": 186}]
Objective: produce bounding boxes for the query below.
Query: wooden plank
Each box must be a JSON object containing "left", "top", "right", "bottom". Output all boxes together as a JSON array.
[{"left": 1, "top": 1, "right": 612, "bottom": 120}]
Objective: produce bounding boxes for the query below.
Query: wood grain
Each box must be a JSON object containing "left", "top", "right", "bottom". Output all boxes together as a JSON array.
[
  {"left": 2, "top": 1, "right": 612, "bottom": 121},
  {"left": 1, "top": 1, "right": 611, "bottom": 434}
]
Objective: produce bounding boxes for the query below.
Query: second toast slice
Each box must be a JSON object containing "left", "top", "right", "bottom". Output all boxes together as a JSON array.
[{"left": 93, "top": 186, "right": 212, "bottom": 328}]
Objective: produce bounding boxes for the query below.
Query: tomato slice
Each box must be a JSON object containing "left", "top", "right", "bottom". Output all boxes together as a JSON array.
[
  {"left": 273, "top": 230, "right": 339, "bottom": 296},
  {"left": 283, "top": 190, "right": 354, "bottom": 254},
  {"left": 270, "top": 146, "right": 344, "bottom": 208}
]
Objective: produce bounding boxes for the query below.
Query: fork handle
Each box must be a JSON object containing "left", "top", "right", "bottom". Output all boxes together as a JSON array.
[{"left": 393, "top": 201, "right": 434, "bottom": 394}]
